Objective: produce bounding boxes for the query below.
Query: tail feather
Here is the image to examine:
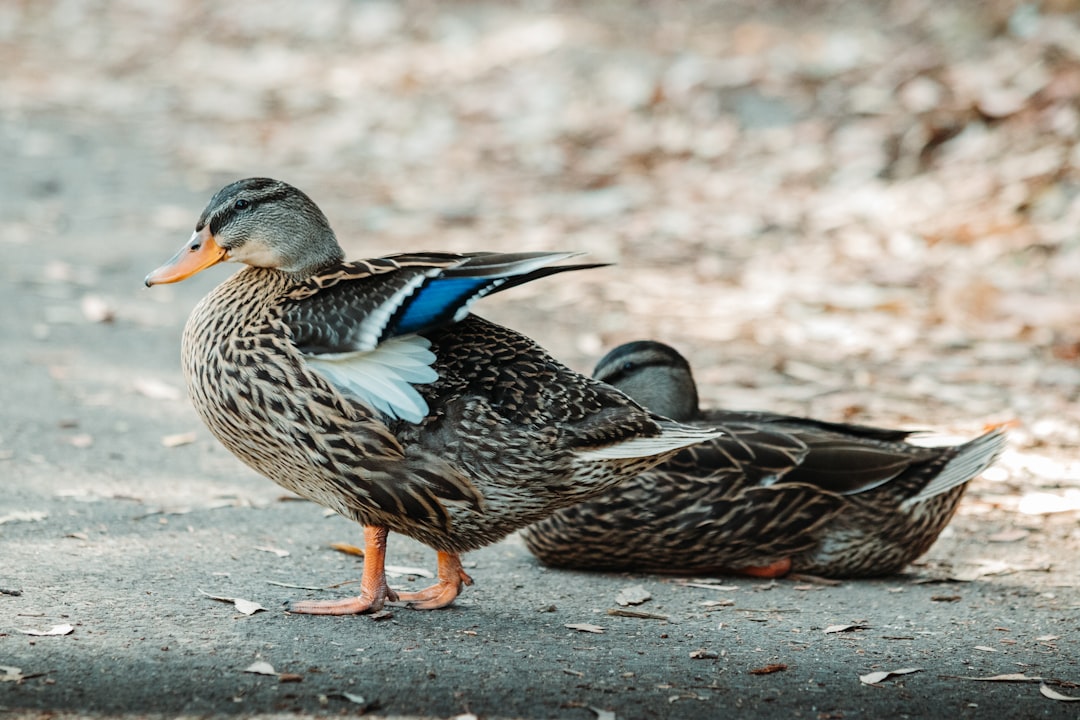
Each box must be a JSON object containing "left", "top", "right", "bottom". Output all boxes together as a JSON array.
[
  {"left": 575, "top": 420, "right": 721, "bottom": 461},
  {"left": 904, "top": 427, "right": 1007, "bottom": 505}
]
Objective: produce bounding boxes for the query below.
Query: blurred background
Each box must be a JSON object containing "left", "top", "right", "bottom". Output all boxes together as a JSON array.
[{"left": 4, "top": 0, "right": 1080, "bottom": 561}]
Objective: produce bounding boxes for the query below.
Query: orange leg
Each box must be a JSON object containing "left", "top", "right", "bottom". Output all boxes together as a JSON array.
[
  {"left": 286, "top": 525, "right": 399, "bottom": 615},
  {"left": 730, "top": 557, "right": 793, "bottom": 579},
  {"left": 396, "top": 551, "right": 474, "bottom": 610}
]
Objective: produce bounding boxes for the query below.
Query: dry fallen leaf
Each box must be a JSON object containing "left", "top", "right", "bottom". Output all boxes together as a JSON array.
[
  {"left": 385, "top": 565, "right": 434, "bottom": 579},
  {"left": 278, "top": 673, "right": 303, "bottom": 683},
  {"left": 749, "top": 664, "right": 787, "bottom": 675},
  {"left": 931, "top": 595, "right": 962, "bottom": 602},
  {"left": 266, "top": 580, "right": 323, "bottom": 591},
  {"left": 18, "top": 624, "right": 74, "bottom": 637},
  {"left": 606, "top": 608, "right": 669, "bottom": 620},
  {"left": 824, "top": 624, "right": 867, "bottom": 634},
  {"left": 700, "top": 599, "right": 735, "bottom": 608},
  {"left": 589, "top": 707, "right": 616, "bottom": 720},
  {"left": 1040, "top": 684, "right": 1080, "bottom": 702},
  {"left": 161, "top": 432, "right": 197, "bottom": 448},
  {"left": 974, "top": 645, "right": 997, "bottom": 652},
  {"left": 339, "top": 692, "right": 368, "bottom": 705},
  {"left": 689, "top": 649, "right": 718, "bottom": 659},
  {"left": 859, "top": 668, "right": 921, "bottom": 685},
  {"left": 0, "top": 666, "right": 24, "bottom": 682},
  {"left": 1036, "top": 635, "right": 1059, "bottom": 642},
  {"left": 565, "top": 623, "right": 605, "bottom": 634},
  {"left": 0, "top": 511, "right": 47, "bottom": 525},
  {"left": 676, "top": 581, "right": 740, "bottom": 591},
  {"left": 615, "top": 585, "right": 652, "bottom": 606},
  {"left": 787, "top": 574, "right": 842, "bottom": 586},
  {"left": 199, "top": 589, "right": 266, "bottom": 616},
  {"left": 242, "top": 661, "right": 277, "bottom": 676},
  {"left": 952, "top": 673, "right": 1042, "bottom": 682},
  {"left": 329, "top": 542, "right": 365, "bottom": 557},
  {"left": 254, "top": 545, "right": 290, "bottom": 558}
]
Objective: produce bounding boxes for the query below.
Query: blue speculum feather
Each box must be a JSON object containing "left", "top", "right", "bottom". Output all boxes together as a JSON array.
[{"left": 393, "top": 276, "right": 496, "bottom": 334}]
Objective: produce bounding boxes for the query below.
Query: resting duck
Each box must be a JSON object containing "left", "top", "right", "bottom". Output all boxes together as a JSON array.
[
  {"left": 145, "top": 179, "right": 717, "bottom": 613},
  {"left": 522, "top": 341, "right": 1007, "bottom": 578}
]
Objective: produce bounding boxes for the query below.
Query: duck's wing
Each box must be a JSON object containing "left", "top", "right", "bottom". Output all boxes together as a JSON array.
[
  {"left": 280, "top": 252, "right": 600, "bottom": 424},
  {"left": 702, "top": 409, "right": 1005, "bottom": 500},
  {"left": 285, "top": 252, "right": 600, "bottom": 352}
]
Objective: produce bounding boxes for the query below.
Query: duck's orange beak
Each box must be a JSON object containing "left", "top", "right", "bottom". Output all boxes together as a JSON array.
[{"left": 145, "top": 227, "right": 228, "bottom": 287}]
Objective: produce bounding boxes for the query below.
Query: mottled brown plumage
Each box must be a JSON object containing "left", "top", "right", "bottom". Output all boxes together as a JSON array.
[
  {"left": 146, "top": 179, "right": 717, "bottom": 613},
  {"left": 521, "top": 341, "right": 1007, "bottom": 578}
]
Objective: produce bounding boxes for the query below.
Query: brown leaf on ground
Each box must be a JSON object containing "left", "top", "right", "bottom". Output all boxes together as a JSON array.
[
  {"left": 565, "top": 623, "right": 605, "bottom": 634},
  {"left": 606, "top": 609, "right": 669, "bottom": 621},
  {"left": 750, "top": 664, "right": 788, "bottom": 675},
  {"left": 329, "top": 542, "right": 365, "bottom": 557}
]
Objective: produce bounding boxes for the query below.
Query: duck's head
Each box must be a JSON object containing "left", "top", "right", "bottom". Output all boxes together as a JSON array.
[
  {"left": 593, "top": 340, "right": 700, "bottom": 422},
  {"left": 145, "top": 178, "right": 345, "bottom": 286}
]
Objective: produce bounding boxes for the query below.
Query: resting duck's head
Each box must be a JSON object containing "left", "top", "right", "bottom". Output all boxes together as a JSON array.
[
  {"left": 593, "top": 341, "right": 700, "bottom": 422},
  {"left": 145, "top": 177, "right": 345, "bottom": 286}
]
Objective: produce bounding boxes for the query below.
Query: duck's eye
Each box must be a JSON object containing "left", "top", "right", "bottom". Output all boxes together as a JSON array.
[
  {"left": 622, "top": 361, "right": 635, "bottom": 372},
  {"left": 234, "top": 199, "right": 250, "bottom": 210}
]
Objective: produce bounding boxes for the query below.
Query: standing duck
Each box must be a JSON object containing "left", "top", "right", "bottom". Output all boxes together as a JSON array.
[
  {"left": 522, "top": 341, "right": 1007, "bottom": 578},
  {"left": 145, "top": 180, "right": 718, "bottom": 613}
]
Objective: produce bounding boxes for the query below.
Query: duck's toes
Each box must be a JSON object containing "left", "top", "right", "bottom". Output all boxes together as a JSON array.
[
  {"left": 397, "top": 580, "right": 466, "bottom": 610},
  {"left": 286, "top": 585, "right": 399, "bottom": 615},
  {"left": 397, "top": 551, "right": 473, "bottom": 610}
]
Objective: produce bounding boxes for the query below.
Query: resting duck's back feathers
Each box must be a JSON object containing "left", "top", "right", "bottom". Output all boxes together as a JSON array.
[
  {"left": 905, "top": 428, "right": 1006, "bottom": 505},
  {"left": 574, "top": 418, "right": 723, "bottom": 461}
]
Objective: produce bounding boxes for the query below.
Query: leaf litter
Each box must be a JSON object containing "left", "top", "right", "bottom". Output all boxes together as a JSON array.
[
  {"left": 606, "top": 608, "right": 670, "bottom": 621},
  {"left": 242, "top": 661, "right": 278, "bottom": 676},
  {"left": 860, "top": 668, "right": 921, "bottom": 685},
  {"left": 1040, "top": 684, "right": 1080, "bottom": 702},
  {"left": 615, "top": 585, "right": 651, "bottom": 606},
  {"left": 824, "top": 624, "right": 868, "bottom": 634},
  {"left": 161, "top": 432, "right": 197, "bottom": 448},
  {"left": 254, "top": 545, "right": 290, "bottom": 558},
  {"left": 749, "top": 664, "right": 788, "bottom": 675},
  {"left": 17, "top": 623, "right": 74, "bottom": 636},
  {"left": 199, "top": 589, "right": 266, "bottom": 616},
  {"left": 0, "top": 511, "right": 47, "bottom": 525},
  {"left": 565, "top": 623, "right": 605, "bottom": 634},
  {"left": 0, "top": 667, "right": 24, "bottom": 682},
  {"left": 947, "top": 673, "right": 1042, "bottom": 682}
]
